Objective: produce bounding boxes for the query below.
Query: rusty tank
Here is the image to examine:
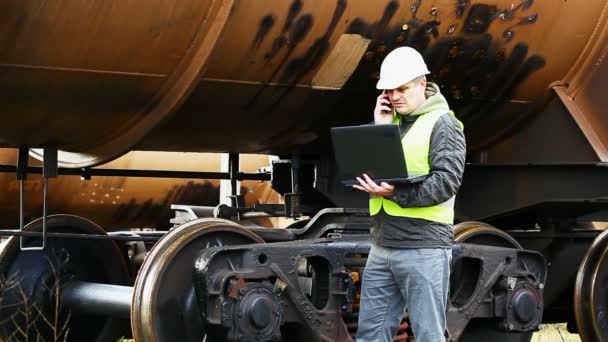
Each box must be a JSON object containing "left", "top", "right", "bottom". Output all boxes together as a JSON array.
[
  {"left": 0, "top": 0, "right": 605, "bottom": 166},
  {"left": 0, "top": 149, "right": 277, "bottom": 229},
  {"left": 1, "top": 1, "right": 608, "bottom": 342}
]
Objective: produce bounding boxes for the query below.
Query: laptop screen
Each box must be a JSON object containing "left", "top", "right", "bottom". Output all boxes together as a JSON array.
[{"left": 331, "top": 124, "right": 409, "bottom": 185}]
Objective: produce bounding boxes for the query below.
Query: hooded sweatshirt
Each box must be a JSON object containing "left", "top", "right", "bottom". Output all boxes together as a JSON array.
[{"left": 371, "top": 83, "right": 466, "bottom": 249}]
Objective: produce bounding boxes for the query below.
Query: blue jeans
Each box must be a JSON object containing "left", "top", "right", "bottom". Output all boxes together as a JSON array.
[{"left": 356, "top": 244, "right": 451, "bottom": 342}]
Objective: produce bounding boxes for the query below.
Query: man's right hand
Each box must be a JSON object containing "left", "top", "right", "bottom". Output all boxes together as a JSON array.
[{"left": 374, "top": 91, "right": 394, "bottom": 125}]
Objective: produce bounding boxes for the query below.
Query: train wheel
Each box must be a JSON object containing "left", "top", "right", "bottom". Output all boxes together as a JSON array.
[
  {"left": 0, "top": 215, "right": 131, "bottom": 342},
  {"left": 131, "top": 218, "right": 264, "bottom": 342},
  {"left": 574, "top": 228, "right": 608, "bottom": 342},
  {"left": 453, "top": 221, "right": 523, "bottom": 249},
  {"left": 453, "top": 222, "right": 532, "bottom": 342}
]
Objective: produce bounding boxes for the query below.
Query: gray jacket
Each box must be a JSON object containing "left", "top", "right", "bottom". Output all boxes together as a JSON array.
[{"left": 371, "top": 83, "right": 466, "bottom": 248}]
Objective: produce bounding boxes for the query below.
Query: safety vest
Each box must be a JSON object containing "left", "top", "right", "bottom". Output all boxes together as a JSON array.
[{"left": 368, "top": 109, "right": 461, "bottom": 224}]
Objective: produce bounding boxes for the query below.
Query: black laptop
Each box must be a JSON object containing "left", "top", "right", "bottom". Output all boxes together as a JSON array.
[{"left": 330, "top": 124, "right": 428, "bottom": 186}]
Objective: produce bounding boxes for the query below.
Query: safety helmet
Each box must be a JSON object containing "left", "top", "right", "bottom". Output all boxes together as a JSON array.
[{"left": 376, "top": 47, "right": 430, "bottom": 90}]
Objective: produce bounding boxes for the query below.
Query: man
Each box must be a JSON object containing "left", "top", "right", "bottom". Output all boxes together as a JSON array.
[{"left": 353, "top": 47, "right": 466, "bottom": 341}]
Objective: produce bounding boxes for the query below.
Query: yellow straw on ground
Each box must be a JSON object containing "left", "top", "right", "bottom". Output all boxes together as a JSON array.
[{"left": 531, "top": 323, "right": 581, "bottom": 342}]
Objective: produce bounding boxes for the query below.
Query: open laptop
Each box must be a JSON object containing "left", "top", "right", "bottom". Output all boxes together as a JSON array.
[{"left": 330, "top": 124, "right": 428, "bottom": 186}]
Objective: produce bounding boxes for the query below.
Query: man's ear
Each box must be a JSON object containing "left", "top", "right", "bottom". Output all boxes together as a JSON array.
[{"left": 420, "top": 77, "right": 427, "bottom": 88}]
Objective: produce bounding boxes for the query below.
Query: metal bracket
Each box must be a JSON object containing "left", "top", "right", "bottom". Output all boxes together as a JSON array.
[
  {"left": 19, "top": 147, "right": 57, "bottom": 251},
  {"left": 229, "top": 153, "right": 239, "bottom": 196},
  {"left": 229, "top": 195, "right": 245, "bottom": 221},
  {"left": 285, "top": 151, "right": 302, "bottom": 218}
]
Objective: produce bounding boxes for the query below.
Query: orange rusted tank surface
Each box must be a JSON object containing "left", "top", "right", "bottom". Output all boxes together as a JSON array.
[
  {"left": 1, "top": 0, "right": 607, "bottom": 165},
  {"left": 0, "top": 149, "right": 276, "bottom": 230}
]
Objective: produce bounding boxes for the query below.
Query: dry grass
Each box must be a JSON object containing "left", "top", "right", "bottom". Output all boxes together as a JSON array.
[
  {"left": 120, "top": 324, "right": 583, "bottom": 342},
  {"left": 532, "top": 324, "right": 581, "bottom": 342},
  {"left": 0, "top": 257, "right": 70, "bottom": 342}
]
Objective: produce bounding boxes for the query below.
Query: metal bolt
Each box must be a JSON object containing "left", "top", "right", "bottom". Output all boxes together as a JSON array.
[
  {"left": 508, "top": 324, "right": 514, "bottom": 331},
  {"left": 538, "top": 283, "right": 544, "bottom": 290}
]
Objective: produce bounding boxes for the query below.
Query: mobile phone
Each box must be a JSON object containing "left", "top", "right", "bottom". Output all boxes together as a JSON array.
[{"left": 381, "top": 91, "right": 393, "bottom": 114}]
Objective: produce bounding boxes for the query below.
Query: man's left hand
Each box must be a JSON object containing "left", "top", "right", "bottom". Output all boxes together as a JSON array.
[{"left": 353, "top": 174, "right": 395, "bottom": 196}]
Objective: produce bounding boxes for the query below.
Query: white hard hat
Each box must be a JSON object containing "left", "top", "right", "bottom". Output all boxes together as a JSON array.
[{"left": 376, "top": 47, "right": 430, "bottom": 90}]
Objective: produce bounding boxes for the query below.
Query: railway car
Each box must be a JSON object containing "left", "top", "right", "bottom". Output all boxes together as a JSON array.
[{"left": 0, "top": 0, "right": 607, "bottom": 341}]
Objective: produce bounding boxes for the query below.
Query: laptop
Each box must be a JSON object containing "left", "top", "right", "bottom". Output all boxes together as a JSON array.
[{"left": 330, "top": 124, "right": 428, "bottom": 186}]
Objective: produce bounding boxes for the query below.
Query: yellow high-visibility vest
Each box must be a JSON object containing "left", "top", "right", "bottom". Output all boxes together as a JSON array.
[{"left": 368, "top": 109, "right": 461, "bottom": 224}]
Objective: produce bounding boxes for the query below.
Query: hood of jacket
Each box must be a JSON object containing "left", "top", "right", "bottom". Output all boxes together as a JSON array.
[{"left": 398, "top": 82, "right": 450, "bottom": 119}]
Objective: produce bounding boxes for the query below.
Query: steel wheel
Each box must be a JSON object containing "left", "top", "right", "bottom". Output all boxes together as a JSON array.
[
  {"left": 574, "top": 228, "right": 608, "bottom": 342},
  {"left": 453, "top": 221, "right": 523, "bottom": 249},
  {"left": 0, "top": 215, "right": 130, "bottom": 342},
  {"left": 453, "top": 222, "right": 532, "bottom": 342},
  {"left": 131, "top": 218, "right": 264, "bottom": 342},
  {"left": 452, "top": 221, "right": 523, "bottom": 311}
]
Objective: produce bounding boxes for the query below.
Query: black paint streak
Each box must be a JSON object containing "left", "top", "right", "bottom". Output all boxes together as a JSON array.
[
  {"left": 516, "top": 0, "right": 534, "bottom": 11},
  {"left": 265, "top": 0, "right": 305, "bottom": 61},
  {"left": 251, "top": 15, "right": 276, "bottom": 50},
  {"left": 456, "top": 0, "right": 471, "bottom": 18},
  {"left": 283, "top": 0, "right": 303, "bottom": 33},
  {"left": 245, "top": 0, "right": 313, "bottom": 111},
  {"left": 493, "top": 0, "right": 536, "bottom": 24},
  {"left": 289, "top": 14, "right": 314, "bottom": 47},
  {"left": 463, "top": 43, "right": 545, "bottom": 123},
  {"left": 340, "top": 0, "right": 545, "bottom": 141},
  {"left": 248, "top": 14, "right": 314, "bottom": 108},
  {"left": 265, "top": 36, "right": 287, "bottom": 60},
  {"left": 347, "top": 1, "right": 399, "bottom": 40},
  {"left": 256, "top": 0, "right": 349, "bottom": 140},
  {"left": 265, "top": 14, "right": 314, "bottom": 76},
  {"left": 409, "top": 20, "right": 442, "bottom": 52},
  {"left": 246, "top": 0, "right": 545, "bottom": 150},
  {"left": 464, "top": 4, "right": 498, "bottom": 34},
  {"left": 462, "top": 0, "right": 537, "bottom": 42},
  {"left": 265, "top": 15, "right": 313, "bottom": 61},
  {"left": 344, "top": 0, "right": 400, "bottom": 73},
  {"left": 279, "top": 0, "right": 347, "bottom": 84},
  {"left": 409, "top": 0, "right": 423, "bottom": 27}
]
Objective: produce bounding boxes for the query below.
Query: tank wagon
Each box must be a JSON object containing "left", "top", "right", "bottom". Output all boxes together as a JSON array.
[{"left": 0, "top": 0, "right": 607, "bottom": 341}]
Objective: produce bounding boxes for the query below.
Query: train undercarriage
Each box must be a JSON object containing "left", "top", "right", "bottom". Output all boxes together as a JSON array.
[
  {"left": 0, "top": 153, "right": 606, "bottom": 342},
  {"left": 2, "top": 0, "right": 608, "bottom": 340}
]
